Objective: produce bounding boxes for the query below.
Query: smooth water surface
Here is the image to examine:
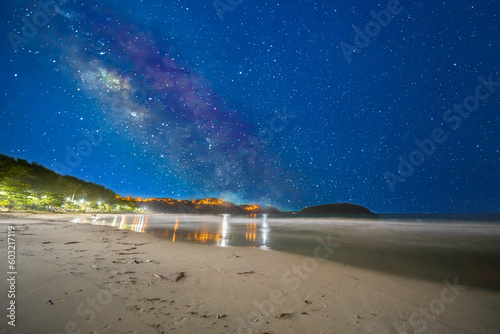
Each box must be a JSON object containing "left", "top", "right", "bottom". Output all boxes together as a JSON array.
[{"left": 72, "top": 213, "right": 500, "bottom": 289}]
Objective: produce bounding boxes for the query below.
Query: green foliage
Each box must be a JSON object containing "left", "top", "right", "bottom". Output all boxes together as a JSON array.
[
  {"left": 0, "top": 198, "right": 10, "bottom": 208},
  {"left": 0, "top": 154, "right": 143, "bottom": 213},
  {"left": 0, "top": 154, "right": 118, "bottom": 203}
]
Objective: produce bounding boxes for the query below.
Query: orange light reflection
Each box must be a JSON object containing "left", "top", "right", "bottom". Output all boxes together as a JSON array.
[{"left": 172, "top": 218, "right": 179, "bottom": 242}]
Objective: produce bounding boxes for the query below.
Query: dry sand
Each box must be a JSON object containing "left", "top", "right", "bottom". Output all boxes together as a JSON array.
[{"left": 1, "top": 212, "right": 500, "bottom": 334}]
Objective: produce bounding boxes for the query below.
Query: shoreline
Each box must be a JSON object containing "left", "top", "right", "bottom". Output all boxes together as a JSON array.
[
  {"left": 74, "top": 212, "right": 500, "bottom": 290},
  {"left": 1, "top": 213, "right": 500, "bottom": 333}
]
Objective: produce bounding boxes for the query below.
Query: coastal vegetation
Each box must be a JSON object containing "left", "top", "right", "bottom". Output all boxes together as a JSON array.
[
  {"left": 0, "top": 154, "right": 139, "bottom": 212},
  {"left": 0, "top": 154, "right": 372, "bottom": 215}
]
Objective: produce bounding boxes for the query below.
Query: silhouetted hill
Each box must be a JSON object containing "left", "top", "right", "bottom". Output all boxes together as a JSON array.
[{"left": 299, "top": 203, "right": 374, "bottom": 215}]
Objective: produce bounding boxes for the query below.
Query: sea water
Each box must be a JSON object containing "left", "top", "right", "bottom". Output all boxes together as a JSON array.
[{"left": 73, "top": 213, "right": 500, "bottom": 289}]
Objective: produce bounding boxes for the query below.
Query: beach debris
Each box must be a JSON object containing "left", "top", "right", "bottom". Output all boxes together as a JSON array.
[
  {"left": 301, "top": 312, "right": 308, "bottom": 315},
  {"left": 215, "top": 314, "right": 226, "bottom": 319},
  {"left": 305, "top": 300, "right": 312, "bottom": 304},
  {"left": 236, "top": 271, "right": 255, "bottom": 275},
  {"left": 124, "top": 271, "right": 136, "bottom": 274},
  {"left": 117, "top": 251, "right": 145, "bottom": 255},
  {"left": 152, "top": 272, "right": 184, "bottom": 282},
  {"left": 261, "top": 332, "right": 272, "bottom": 334},
  {"left": 112, "top": 260, "right": 126, "bottom": 264},
  {"left": 42, "top": 241, "right": 51, "bottom": 244},
  {"left": 353, "top": 315, "right": 362, "bottom": 319},
  {"left": 65, "top": 289, "right": 83, "bottom": 295},
  {"left": 64, "top": 241, "right": 80, "bottom": 245},
  {"left": 232, "top": 253, "right": 240, "bottom": 258},
  {"left": 123, "top": 247, "right": 137, "bottom": 251},
  {"left": 133, "top": 259, "right": 141, "bottom": 264},
  {"left": 127, "top": 305, "right": 140, "bottom": 311},
  {"left": 47, "top": 300, "right": 54, "bottom": 305},
  {"left": 144, "top": 297, "right": 166, "bottom": 302},
  {"left": 97, "top": 325, "right": 111, "bottom": 332},
  {"left": 370, "top": 312, "right": 377, "bottom": 317},
  {"left": 153, "top": 274, "right": 167, "bottom": 280},
  {"left": 276, "top": 313, "right": 291, "bottom": 319},
  {"left": 175, "top": 271, "right": 185, "bottom": 282}
]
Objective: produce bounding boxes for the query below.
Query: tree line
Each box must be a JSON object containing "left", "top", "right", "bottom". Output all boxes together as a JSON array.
[{"left": 0, "top": 154, "right": 136, "bottom": 212}]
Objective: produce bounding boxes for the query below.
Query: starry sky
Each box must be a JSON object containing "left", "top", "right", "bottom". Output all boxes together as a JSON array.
[{"left": 1, "top": 0, "right": 499, "bottom": 213}]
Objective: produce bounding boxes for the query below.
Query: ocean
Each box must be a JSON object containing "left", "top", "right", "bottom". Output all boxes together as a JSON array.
[{"left": 73, "top": 213, "right": 500, "bottom": 290}]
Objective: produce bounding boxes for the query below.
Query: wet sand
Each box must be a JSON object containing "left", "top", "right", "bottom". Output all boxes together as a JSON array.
[
  {"left": 1, "top": 212, "right": 500, "bottom": 334},
  {"left": 262, "top": 217, "right": 500, "bottom": 290},
  {"left": 91, "top": 214, "right": 500, "bottom": 290}
]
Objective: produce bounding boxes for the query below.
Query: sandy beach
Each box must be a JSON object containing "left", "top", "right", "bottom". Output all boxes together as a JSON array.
[{"left": 1, "top": 213, "right": 500, "bottom": 334}]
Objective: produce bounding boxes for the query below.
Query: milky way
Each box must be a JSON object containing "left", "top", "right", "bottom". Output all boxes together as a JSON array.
[
  {"left": 2, "top": 0, "right": 499, "bottom": 212},
  {"left": 44, "top": 1, "right": 295, "bottom": 204}
]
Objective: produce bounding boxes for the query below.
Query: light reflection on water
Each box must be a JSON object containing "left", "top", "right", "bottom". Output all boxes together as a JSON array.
[
  {"left": 73, "top": 214, "right": 273, "bottom": 249},
  {"left": 71, "top": 214, "right": 500, "bottom": 289}
]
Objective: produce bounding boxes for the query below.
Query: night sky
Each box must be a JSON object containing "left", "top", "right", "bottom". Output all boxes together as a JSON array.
[{"left": 1, "top": 0, "right": 499, "bottom": 213}]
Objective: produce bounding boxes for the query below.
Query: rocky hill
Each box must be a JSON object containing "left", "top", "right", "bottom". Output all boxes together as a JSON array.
[{"left": 120, "top": 196, "right": 281, "bottom": 215}]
